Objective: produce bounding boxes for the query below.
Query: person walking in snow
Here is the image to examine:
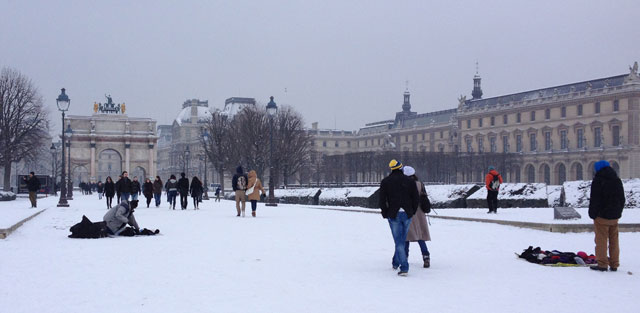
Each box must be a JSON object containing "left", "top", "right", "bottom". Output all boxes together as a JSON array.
[
  {"left": 215, "top": 186, "right": 221, "bottom": 202},
  {"left": 165, "top": 175, "right": 178, "bottom": 210},
  {"left": 403, "top": 166, "right": 432, "bottom": 268},
  {"left": 115, "top": 175, "right": 122, "bottom": 203},
  {"left": 142, "top": 178, "right": 154, "bottom": 208},
  {"left": 190, "top": 176, "right": 203, "bottom": 210},
  {"left": 589, "top": 160, "right": 625, "bottom": 272},
  {"left": 24, "top": 172, "right": 41, "bottom": 208},
  {"left": 104, "top": 176, "right": 115, "bottom": 209},
  {"left": 117, "top": 171, "right": 133, "bottom": 201},
  {"left": 177, "top": 172, "right": 190, "bottom": 210},
  {"left": 153, "top": 176, "right": 163, "bottom": 207},
  {"left": 246, "top": 170, "right": 266, "bottom": 217},
  {"left": 131, "top": 176, "right": 141, "bottom": 201},
  {"left": 379, "top": 159, "right": 418, "bottom": 276},
  {"left": 232, "top": 166, "right": 248, "bottom": 217},
  {"left": 485, "top": 166, "right": 503, "bottom": 214},
  {"left": 96, "top": 181, "right": 104, "bottom": 200}
]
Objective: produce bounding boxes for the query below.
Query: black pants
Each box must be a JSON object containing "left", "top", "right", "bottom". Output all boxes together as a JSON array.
[
  {"left": 180, "top": 194, "right": 188, "bottom": 209},
  {"left": 192, "top": 197, "right": 199, "bottom": 209},
  {"left": 250, "top": 200, "right": 258, "bottom": 211},
  {"left": 106, "top": 196, "right": 113, "bottom": 208},
  {"left": 146, "top": 196, "right": 152, "bottom": 208},
  {"left": 487, "top": 190, "right": 499, "bottom": 212},
  {"left": 117, "top": 193, "right": 121, "bottom": 204}
]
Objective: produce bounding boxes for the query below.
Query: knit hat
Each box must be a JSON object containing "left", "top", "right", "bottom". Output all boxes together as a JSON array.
[
  {"left": 403, "top": 166, "right": 415, "bottom": 176},
  {"left": 389, "top": 159, "right": 403, "bottom": 170},
  {"left": 488, "top": 165, "right": 495, "bottom": 171},
  {"left": 594, "top": 160, "right": 610, "bottom": 173}
]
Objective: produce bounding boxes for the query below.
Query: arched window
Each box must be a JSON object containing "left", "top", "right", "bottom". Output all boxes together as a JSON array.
[
  {"left": 575, "top": 163, "right": 583, "bottom": 180},
  {"left": 557, "top": 163, "right": 566, "bottom": 185},
  {"left": 540, "top": 164, "right": 551, "bottom": 184},
  {"left": 526, "top": 164, "right": 535, "bottom": 183}
]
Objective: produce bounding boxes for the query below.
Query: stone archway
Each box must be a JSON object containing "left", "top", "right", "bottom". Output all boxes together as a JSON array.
[
  {"left": 72, "top": 165, "right": 89, "bottom": 186},
  {"left": 97, "top": 149, "right": 122, "bottom": 183},
  {"left": 132, "top": 166, "right": 147, "bottom": 181}
]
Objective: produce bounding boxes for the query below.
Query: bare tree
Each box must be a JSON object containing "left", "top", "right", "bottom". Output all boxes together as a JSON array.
[
  {"left": 202, "top": 109, "right": 231, "bottom": 191},
  {"left": 231, "top": 105, "right": 270, "bottom": 178},
  {"left": 273, "top": 106, "right": 311, "bottom": 187},
  {"left": 0, "top": 68, "right": 50, "bottom": 191}
]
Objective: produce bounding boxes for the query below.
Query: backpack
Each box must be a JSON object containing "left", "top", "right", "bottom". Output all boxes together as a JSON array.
[
  {"left": 236, "top": 175, "right": 247, "bottom": 190},
  {"left": 490, "top": 174, "right": 501, "bottom": 191}
]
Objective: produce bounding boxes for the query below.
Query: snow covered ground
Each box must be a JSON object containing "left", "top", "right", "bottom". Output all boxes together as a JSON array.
[{"left": 2, "top": 195, "right": 640, "bottom": 313}]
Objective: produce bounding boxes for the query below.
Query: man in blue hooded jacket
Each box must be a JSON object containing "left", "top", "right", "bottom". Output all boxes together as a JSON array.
[{"left": 589, "top": 160, "right": 625, "bottom": 272}]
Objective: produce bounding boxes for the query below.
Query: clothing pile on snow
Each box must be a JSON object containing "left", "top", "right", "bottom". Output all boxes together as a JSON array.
[
  {"left": 518, "top": 246, "right": 596, "bottom": 266},
  {"left": 68, "top": 215, "right": 160, "bottom": 238}
]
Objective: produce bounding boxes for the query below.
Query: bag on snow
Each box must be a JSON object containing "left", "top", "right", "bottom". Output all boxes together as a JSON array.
[{"left": 68, "top": 215, "right": 108, "bottom": 239}]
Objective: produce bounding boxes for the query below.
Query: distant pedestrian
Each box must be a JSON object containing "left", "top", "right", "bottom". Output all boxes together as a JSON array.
[
  {"left": 232, "top": 166, "right": 248, "bottom": 217},
  {"left": 379, "top": 159, "right": 418, "bottom": 277},
  {"left": 165, "top": 175, "right": 178, "bottom": 210},
  {"left": 24, "top": 172, "right": 41, "bottom": 208},
  {"left": 246, "top": 170, "right": 266, "bottom": 217},
  {"left": 589, "top": 160, "right": 625, "bottom": 272},
  {"left": 131, "top": 176, "right": 141, "bottom": 201},
  {"left": 153, "top": 176, "right": 163, "bottom": 207},
  {"left": 104, "top": 176, "right": 115, "bottom": 209},
  {"left": 177, "top": 172, "right": 190, "bottom": 210},
  {"left": 485, "top": 166, "right": 502, "bottom": 214},
  {"left": 115, "top": 175, "right": 122, "bottom": 203},
  {"left": 190, "top": 176, "right": 203, "bottom": 210},
  {"left": 118, "top": 171, "right": 133, "bottom": 201},
  {"left": 403, "top": 166, "right": 432, "bottom": 268},
  {"left": 215, "top": 187, "right": 221, "bottom": 202},
  {"left": 97, "top": 181, "right": 104, "bottom": 200},
  {"left": 142, "top": 178, "right": 154, "bottom": 208}
]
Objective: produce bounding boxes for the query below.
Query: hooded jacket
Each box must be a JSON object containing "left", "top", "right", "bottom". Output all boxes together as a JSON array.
[
  {"left": 589, "top": 166, "right": 625, "bottom": 220},
  {"left": 485, "top": 169, "right": 503, "bottom": 191},
  {"left": 232, "top": 166, "right": 248, "bottom": 191},
  {"left": 103, "top": 201, "right": 139, "bottom": 234},
  {"left": 379, "top": 169, "right": 419, "bottom": 219},
  {"left": 177, "top": 175, "right": 190, "bottom": 195},
  {"left": 247, "top": 170, "right": 266, "bottom": 201},
  {"left": 165, "top": 179, "right": 178, "bottom": 192},
  {"left": 104, "top": 181, "right": 115, "bottom": 197},
  {"left": 153, "top": 179, "right": 163, "bottom": 194}
]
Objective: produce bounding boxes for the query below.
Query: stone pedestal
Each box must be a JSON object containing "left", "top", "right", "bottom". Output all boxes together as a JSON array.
[{"left": 554, "top": 207, "right": 582, "bottom": 220}]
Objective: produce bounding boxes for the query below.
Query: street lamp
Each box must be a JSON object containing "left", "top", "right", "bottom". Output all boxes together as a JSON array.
[
  {"left": 266, "top": 96, "right": 278, "bottom": 207},
  {"left": 65, "top": 124, "right": 73, "bottom": 200},
  {"left": 202, "top": 130, "right": 210, "bottom": 200},
  {"left": 56, "top": 88, "right": 70, "bottom": 207},
  {"left": 50, "top": 143, "right": 57, "bottom": 196},
  {"left": 184, "top": 145, "right": 190, "bottom": 176}
]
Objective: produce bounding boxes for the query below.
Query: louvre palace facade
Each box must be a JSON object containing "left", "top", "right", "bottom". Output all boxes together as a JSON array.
[{"left": 309, "top": 62, "right": 640, "bottom": 184}]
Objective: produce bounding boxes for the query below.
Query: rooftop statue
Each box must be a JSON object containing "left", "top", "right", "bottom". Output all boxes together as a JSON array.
[{"left": 97, "top": 94, "right": 123, "bottom": 114}]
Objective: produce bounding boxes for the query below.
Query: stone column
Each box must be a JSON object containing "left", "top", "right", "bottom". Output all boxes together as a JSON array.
[
  {"left": 90, "top": 142, "right": 96, "bottom": 181},
  {"left": 125, "top": 143, "right": 131, "bottom": 173},
  {"left": 149, "top": 144, "right": 155, "bottom": 179}
]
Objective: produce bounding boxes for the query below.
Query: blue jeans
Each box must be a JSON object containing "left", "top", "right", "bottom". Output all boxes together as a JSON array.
[
  {"left": 121, "top": 193, "right": 130, "bottom": 201},
  {"left": 154, "top": 193, "right": 161, "bottom": 206},
  {"left": 131, "top": 193, "right": 139, "bottom": 201},
  {"left": 405, "top": 240, "right": 430, "bottom": 258},
  {"left": 168, "top": 191, "right": 177, "bottom": 209},
  {"left": 388, "top": 211, "right": 412, "bottom": 272}
]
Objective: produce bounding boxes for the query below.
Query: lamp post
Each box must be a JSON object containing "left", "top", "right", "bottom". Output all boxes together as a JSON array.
[
  {"left": 266, "top": 96, "right": 278, "bottom": 207},
  {"left": 202, "top": 130, "right": 210, "bottom": 200},
  {"left": 56, "top": 88, "right": 70, "bottom": 207},
  {"left": 50, "top": 143, "right": 57, "bottom": 196},
  {"left": 184, "top": 145, "right": 190, "bottom": 176},
  {"left": 66, "top": 124, "right": 73, "bottom": 200}
]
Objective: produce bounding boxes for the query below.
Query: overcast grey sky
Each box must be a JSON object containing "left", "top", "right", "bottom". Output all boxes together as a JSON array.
[{"left": 2, "top": 0, "right": 639, "bottom": 134}]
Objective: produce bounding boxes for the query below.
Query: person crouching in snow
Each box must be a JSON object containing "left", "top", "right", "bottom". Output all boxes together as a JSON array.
[{"left": 103, "top": 199, "right": 140, "bottom": 236}]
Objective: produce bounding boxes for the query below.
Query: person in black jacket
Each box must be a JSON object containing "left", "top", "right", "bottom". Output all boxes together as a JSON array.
[
  {"left": 24, "top": 172, "right": 41, "bottom": 208},
  {"left": 190, "top": 176, "right": 203, "bottom": 210},
  {"left": 115, "top": 175, "right": 122, "bottom": 203},
  {"left": 96, "top": 181, "right": 104, "bottom": 200},
  {"left": 588, "top": 160, "right": 625, "bottom": 272},
  {"left": 104, "top": 176, "right": 115, "bottom": 209},
  {"left": 177, "top": 172, "right": 190, "bottom": 210},
  {"left": 379, "top": 159, "right": 418, "bottom": 276},
  {"left": 131, "top": 176, "right": 141, "bottom": 201},
  {"left": 142, "top": 178, "right": 154, "bottom": 208},
  {"left": 117, "top": 171, "right": 133, "bottom": 201},
  {"left": 232, "top": 166, "right": 248, "bottom": 217}
]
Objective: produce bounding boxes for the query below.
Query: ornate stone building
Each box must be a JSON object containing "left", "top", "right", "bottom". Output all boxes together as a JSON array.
[
  {"left": 65, "top": 95, "right": 158, "bottom": 185},
  {"left": 310, "top": 62, "right": 640, "bottom": 184}
]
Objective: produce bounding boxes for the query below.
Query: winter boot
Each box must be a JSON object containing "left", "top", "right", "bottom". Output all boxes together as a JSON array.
[
  {"left": 252, "top": 211, "right": 256, "bottom": 217},
  {"left": 397, "top": 271, "right": 408, "bottom": 277},
  {"left": 423, "top": 255, "right": 430, "bottom": 268}
]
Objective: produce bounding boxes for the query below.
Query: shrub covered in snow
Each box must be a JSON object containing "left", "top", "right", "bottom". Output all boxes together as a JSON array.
[
  {"left": 424, "top": 184, "right": 479, "bottom": 208},
  {"left": 0, "top": 191, "right": 17, "bottom": 201},
  {"left": 467, "top": 183, "right": 549, "bottom": 208}
]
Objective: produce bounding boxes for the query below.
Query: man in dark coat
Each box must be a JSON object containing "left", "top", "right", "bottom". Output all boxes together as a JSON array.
[
  {"left": 131, "top": 176, "right": 141, "bottom": 201},
  {"left": 177, "top": 172, "right": 190, "bottom": 210},
  {"left": 231, "top": 166, "right": 248, "bottom": 217},
  {"left": 589, "top": 160, "right": 625, "bottom": 272},
  {"left": 379, "top": 159, "right": 418, "bottom": 276},
  {"left": 117, "top": 171, "right": 133, "bottom": 201},
  {"left": 24, "top": 172, "right": 41, "bottom": 208}
]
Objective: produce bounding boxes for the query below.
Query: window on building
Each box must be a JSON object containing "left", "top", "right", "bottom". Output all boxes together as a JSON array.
[
  {"left": 466, "top": 139, "right": 472, "bottom": 152},
  {"left": 371, "top": 139, "right": 374, "bottom": 146},
  {"left": 440, "top": 131, "right": 443, "bottom": 138},
  {"left": 613, "top": 100, "right": 620, "bottom": 112},
  {"left": 517, "top": 112, "right": 521, "bottom": 123},
  {"left": 490, "top": 116, "right": 495, "bottom": 126},
  {"left": 405, "top": 135, "right": 409, "bottom": 142},
  {"left": 577, "top": 129, "right": 584, "bottom": 148},
  {"left": 335, "top": 141, "right": 339, "bottom": 147},
  {"left": 613, "top": 125, "right": 620, "bottom": 146},
  {"left": 530, "top": 111, "right": 536, "bottom": 121},
  {"left": 478, "top": 137, "right": 484, "bottom": 153},
  {"left": 377, "top": 138, "right": 381, "bottom": 145},
  {"left": 412, "top": 134, "right": 417, "bottom": 142},
  {"left": 421, "top": 134, "right": 425, "bottom": 140},
  {"left": 478, "top": 118, "right": 483, "bottom": 127},
  {"left": 364, "top": 140, "right": 368, "bottom": 147},
  {"left": 545, "top": 108, "right": 550, "bottom": 120},
  {"left": 503, "top": 136, "right": 509, "bottom": 153},
  {"left": 544, "top": 131, "right": 551, "bottom": 151},
  {"left": 490, "top": 137, "right": 497, "bottom": 153},
  {"left": 467, "top": 120, "right": 471, "bottom": 129},
  {"left": 530, "top": 133, "right": 537, "bottom": 151},
  {"left": 561, "top": 106, "right": 566, "bottom": 118},
  {"left": 560, "top": 130, "right": 567, "bottom": 149},
  {"left": 503, "top": 114, "right": 508, "bottom": 125},
  {"left": 577, "top": 104, "right": 583, "bottom": 116},
  {"left": 595, "top": 102, "right": 601, "bottom": 114},
  {"left": 323, "top": 141, "right": 327, "bottom": 147},
  {"left": 594, "top": 127, "right": 602, "bottom": 147},
  {"left": 516, "top": 135, "right": 522, "bottom": 152},
  {"left": 347, "top": 141, "right": 351, "bottom": 148}
]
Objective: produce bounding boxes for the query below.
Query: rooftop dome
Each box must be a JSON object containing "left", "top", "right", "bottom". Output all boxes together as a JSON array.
[{"left": 174, "top": 99, "right": 211, "bottom": 125}]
